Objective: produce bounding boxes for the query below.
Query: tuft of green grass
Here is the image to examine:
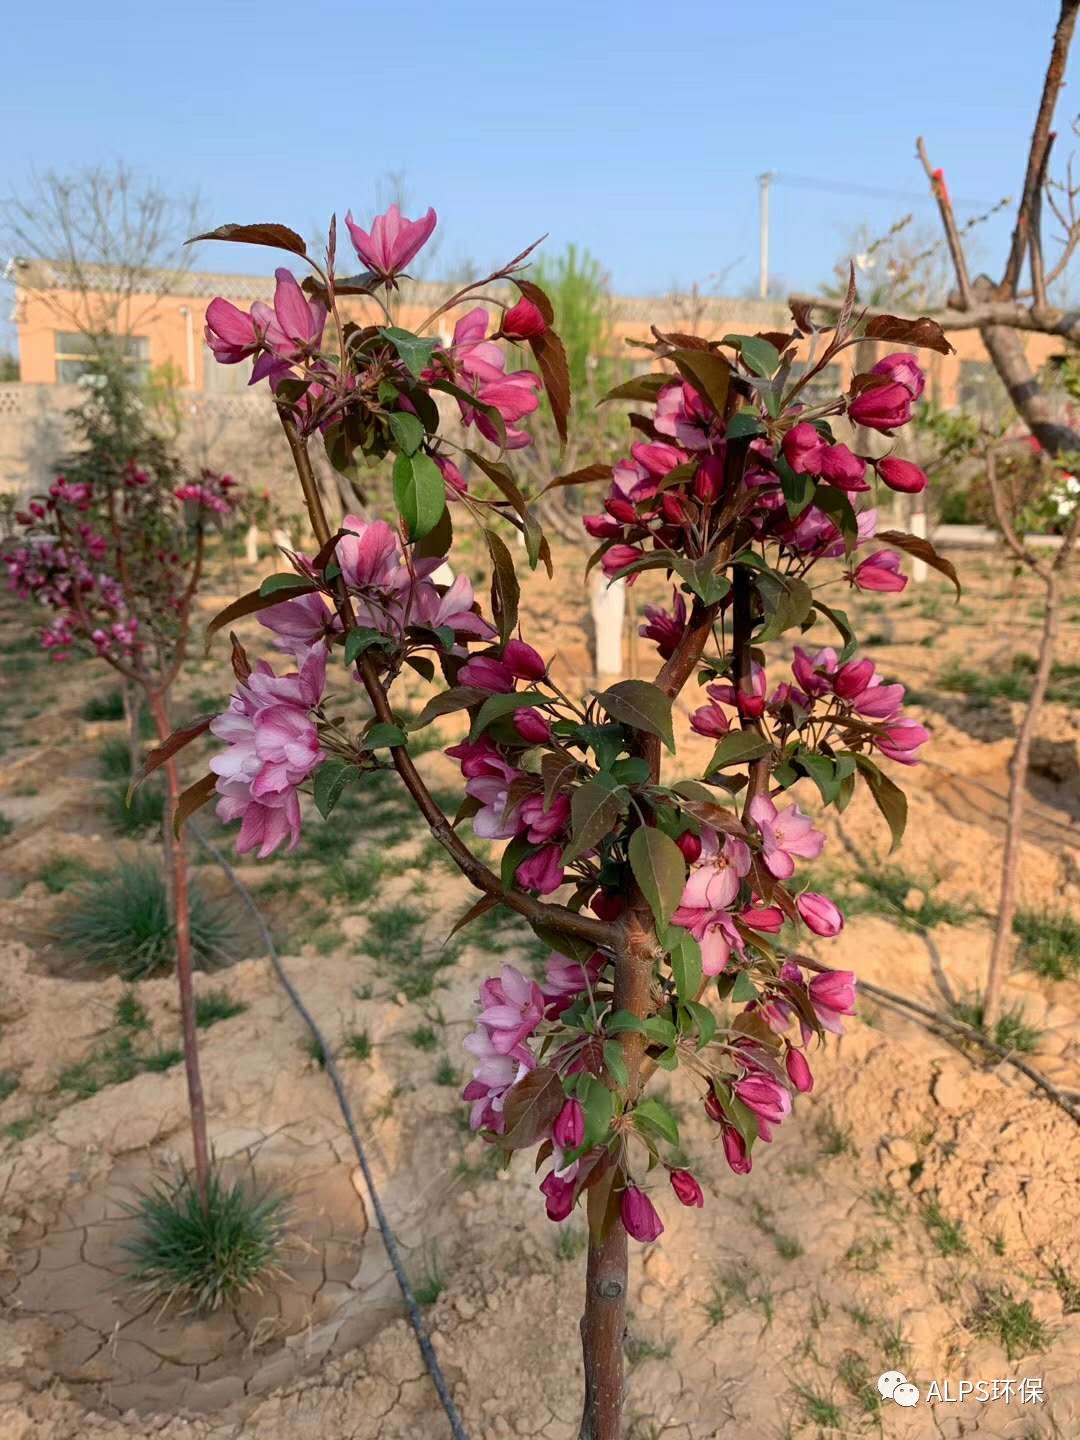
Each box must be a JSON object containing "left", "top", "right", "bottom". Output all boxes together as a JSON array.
[
  {"left": 794, "top": 1384, "right": 843, "bottom": 1429},
  {"left": 0, "top": 1069, "right": 19, "bottom": 1104},
  {"left": 555, "top": 1224, "right": 588, "bottom": 1262},
  {"left": 844, "top": 1234, "right": 893, "bottom": 1272},
  {"left": 851, "top": 864, "right": 976, "bottom": 930},
  {"left": 434, "top": 1057, "right": 458, "bottom": 1087},
  {"left": 816, "top": 1115, "right": 854, "bottom": 1157},
  {"left": 123, "top": 1165, "right": 286, "bottom": 1311},
  {"left": 923, "top": 1197, "right": 968, "bottom": 1256},
  {"left": 972, "top": 1289, "right": 1052, "bottom": 1361},
  {"left": 837, "top": 1352, "right": 880, "bottom": 1416},
  {"left": 0, "top": 811, "right": 12, "bottom": 841},
  {"left": 140, "top": 1047, "right": 183, "bottom": 1073},
  {"left": 56, "top": 860, "right": 233, "bottom": 980},
  {"left": 951, "top": 995, "right": 1041, "bottom": 1053},
  {"left": 99, "top": 737, "right": 134, "bottom": 780},
  {"left": 938, "top": 654, "right": 1080, "bottom": 706},
  {"left": 301, "top": 1033, "right": 327, "bottom": 1067},
  {"left": 409, "top": 1024, "right": 439, "bottom": 1052},
  {"left": 412, "top": 1247, "right": 445, "bottom": 1306},
  {"left": 1014, "top": 907, "right": 1080, "bottom": 981},
  {"left": 342, "top": 1029, "right": 372, "bottom": 1061},
  {"left": 195, "top": 988, "right": 246, "bottom": 1029},
  {"left": 323, "top": 851, "right": 385, "bottom": 905},
  {"left": 105, "top": 778, "right": 164, "bottom": 835},
  {"left": 115, "top": 991, "right": 150, "bottom": 1031},
  {"left": 82, "top": 689, "right": 125, "bottom": 721},
  {"left": 1050, "top": 1264, "right": 1080, "bottom": 1314},
  {"left": 38, "top": 855, "right": 92, "bottom": 894},
  {"left": 702, "top": 1264, "right": 773, "bottom": 1328}
]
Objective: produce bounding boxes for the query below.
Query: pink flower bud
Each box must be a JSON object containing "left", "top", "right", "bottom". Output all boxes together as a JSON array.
[
  {"left": 796, "top": 891, "right": 844, "bottom": 937},
  {"left": 722, "top": 1124, "right": 752, "bottom": 1174},
  {"left": 515, "top": 843, "right": 564, "bottom": 895},
  {"left": 620, "top": 1185, "right": 664, "bottom": 1242},
  {"left": 553, "top": 1098, "right": 585, "bottom": 1150},
  {"left": 704, "top": 1087, "right": 726, "bottom": 1124},
  {"left": 459, "top": 654, "right": 516, "bottom": 692},
  {"left": 690, "top": 704, "right": 730, "bottom": 738},
  {"left": 661, "top": 492, "right": 688, "bottom": 524},
  {"left": 512, "top": 708, "right": 552, "bottom": 744},
  {"left": 848, "top": 381, "right": 914, "bottom": 433},
  {"left": 583, "top": 513, "right": 623, "bottom": 539},
  {"left": 669, "top": 1168, "right": 704, "bottom": 1208},
  {"left": 852, "top": 550, "right": 907, "bottom": 593},
  {"left": 817, "top": 442, "right": 869, "bottom": 492},
  {"left": 675, "top": 830, "right": 702, "bottom": 863},
  {"left": 540, "top": 1171, "right": 575, "bottom": 1222},
  {"left": 782, "top": 422, "right": 825, "bottom": 475},
  {"left": 592, "top": 890, "right": 624, "bottom": 922},
  {"left": 502, "top": 296, "right": 547, "bottom": 340},
  {"left": 872, "top": 351, "right": 925, "bottom": 399},
  {"left": 785, "top": 1047, "right": 814, "bottom": 1093},
  {"left": 875, "top": 456, "right": 927, "bottom": 493},
  {"left": 693, "top": 453, "right": 724, "bottom": 503},
  {"left": 503, "top": 638, "right": 547, "bottom": 680},
  {"left": 601, "top": 544, "right": 644, "bottom": 579}
]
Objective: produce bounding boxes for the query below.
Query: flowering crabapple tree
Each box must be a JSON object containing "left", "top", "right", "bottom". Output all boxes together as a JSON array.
[
  {"left": 171, "top": 203, "right": 959, "bottom": 1438},
  {"left": 3, "top": 362, "right": 237, "bottom": 1211}
]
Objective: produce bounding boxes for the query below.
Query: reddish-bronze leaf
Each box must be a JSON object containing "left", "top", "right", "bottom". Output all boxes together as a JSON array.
[
  {"left": 446, "top": 891, "right": 502, "bottom": 943},
  {"left": 542, "top": 750, "right": 579, "bottom": 808},
  {"left": 499, "top": 1067, "right": 565, "bottom": 1150},
  {"left": 130, "top": 715, "right": 215, "bottom": 796},
  {"left": 172, "top": 771, "right": 218, "bottom": 837},
  {"left": 650, "top": 326, "right": 714, "bottom": 352},
  {"left": 541, "top": 463, "right": 612, "bottom": 496},
  {"left": 531, "top": 328, "right": 571, "bottom": 444},
  {"left": 862, "top": 313, "right": 955, "bottom": 355},
  {"left": 188, "top": 222, "right": 307, "bottom": 256},
  {"left": 229, "top": 631, "right": 252, "bottom": 684},
  {"left": 514, "top": 277, "right": 555, "bottom": 324},
  {"left": 756, "top": 330, "right": 798, "bottom": 351},
  {"left": 877, "top": 529, "right": 962, "bottom": 597},
  {"left": 790, "top": 299, "right": 817, "bottom": 334}
]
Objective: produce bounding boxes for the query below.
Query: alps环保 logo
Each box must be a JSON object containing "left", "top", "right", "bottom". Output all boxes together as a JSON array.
[{"left": 877, "top": 1372, "right": 1045, "bottom": 1407}]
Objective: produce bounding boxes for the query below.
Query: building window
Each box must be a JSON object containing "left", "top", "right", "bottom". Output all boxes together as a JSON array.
[
  {"left": 789, "top": 361, "right": 841, "bottom": 406},
  {"left": 54, "top": 331, "right": 149, "bottom": 383},
  {"left": 957, "top": 359, "right": 1008, "bottom": 419}
]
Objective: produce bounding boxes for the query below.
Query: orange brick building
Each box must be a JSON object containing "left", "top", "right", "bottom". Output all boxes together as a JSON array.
[{"left": 7, "top": 256, "right": 1065, "bottom": 412}]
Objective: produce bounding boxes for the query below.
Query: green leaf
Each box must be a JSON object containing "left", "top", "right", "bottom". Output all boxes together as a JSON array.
[
  {"left": 603, "top": 1041, "right": 629, "bottom": 1089},
  {"left": 794, "top": 749, "right": 855, "bottom": 806},
  {"left": 365, "top": 722, "right": 406, "bottom": 749},
  {"left": 730, "top": 971, "right": 757, "bottom": 1004},
  {"left": 392, "top": 452, "right": 446, "bottom": 541},
  {"left": 610, "top": 756, "right": 650, "bottom": 786},
  {"left": 670, "top": 553, "right": 731, "bottom": 606},
  {"left": 814, "top": 486, "right": 859, "bottom": 552},
  {"left": 633, "top": 1097, "right": 680, "bottom": 1146},
  {"left": 705, "top": 729, "right": 770, "bottom": 775},
  {"left": 469, "top": 690, "right": 549, "bottom": 741},
  {"left": 343, "top": 627, "right": 396, "bottom": 665},
  {"left": 580, "top": 1078, "right": 614, "bottom": 1147},
  {"left": 670, "top": 348, "right": 731, "bottom": 414},
  {"left": 563, "top": 773, "right": 626, "bottom": 865},
  {"left": 594, "top": 680, "right": 675, "bottom": 752},
  {"left": 313, "top": 759, "right": 359, "bottom": 819},
  {"left": 606, "top": 1009, "right": 647, "bottom": 1035},
  {"left": 777, "top": 460, "right": 816, "bottom": 520},
  {"left": 722, "top": 333, "right": 780, "bottom": 378},
  {"left": 670, "top": 932, "right": 703, "bottom": 1003},
  {"left": 853, "top": 753, "right": 908, "bottom": 851},
  {"left": 628, "top": 826, "right": 686, "bottom": 931},
  {"left": 259, "top": 571, "right": 317, "bottom": 598},
  {"left": 500, "top": 834, "right": 535, "bottom": 888},
  {"left": 378, "top": 325, "right": 438, "bottom": 378},
  {"left": 684, "top": 999, "right": 717, "bottom": 1048},
  {"left": 755, "top": 573, "right": 814, "bottom": 642},
  {"left": 407, "top": 685, "right": 487, "bottom": 730},
  {"left": 726, "top": 410, "right": 765, "bottom": 440},
  {"left": 641, "top": 1015, "right": 678, "bottom": 1045},
  {"left": 388, "top": 410, "right": 425, "bottom": 456},
  {"left": 600, "top": 372, "right": 671, "bottom": 404},
  {"left": 813, "top": 600, "right": 858, "bottom": 663},
  {"left": 484, "top": 528, "right": 520, "bottom": 644}
]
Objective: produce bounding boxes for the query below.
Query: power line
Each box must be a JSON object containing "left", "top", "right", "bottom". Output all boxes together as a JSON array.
[{"left": 769, "top": 170, "right": 1006, "bottom": 211}]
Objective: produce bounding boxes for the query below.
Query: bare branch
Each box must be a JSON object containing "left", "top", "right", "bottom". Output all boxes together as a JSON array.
[{"left": 916, "top": 137, "right": 974, "bottom": 307}]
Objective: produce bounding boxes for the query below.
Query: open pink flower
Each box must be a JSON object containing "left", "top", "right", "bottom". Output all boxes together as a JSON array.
[
  {"left": 477, "top": 964, "right": 545, "bottom": 1054},
  {"left": 205, "top": 297, "right": 265, "bottom": 365},
  {"left": 808, "top": 969, "right": 857, "bottom": 1034},
  {"left": 516, "top": 843, "right": 565, "bottom": 895},
  {"left": 734, "top": 1072, "right": 791, "bottom": 1129},
  {"left": 872, "top": 351, "right": 925, "bottom": 399},
  {"left": 851, "top": 550, "right": 907, "bottom": 593},
  {"left": 459, "top": 653, "right": 515, "bottom": 692},
  {"left": 640, "top": 591, "right": 687, "bottom": 659},
  {"left": 875, "top": 717, "right": 930, "bottom": 766},
  {"left": 748, "top": 795, "right": 825, "bottom": 879},
  {"left": 259, "top": 591, "right": 339, "bottom": 661},
  {"left": 345, "top": 203, "right": 437, "bottom": 280},
  {"left": 412, "top": 574, "right": 496, "bottom": 640}
]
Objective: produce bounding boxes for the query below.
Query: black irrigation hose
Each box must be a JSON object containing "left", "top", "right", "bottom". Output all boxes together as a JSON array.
[{"left": 189, "top": 821, "right": 470, "bottom": 1440}]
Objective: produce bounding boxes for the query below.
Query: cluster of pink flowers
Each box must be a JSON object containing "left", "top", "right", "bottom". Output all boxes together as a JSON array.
[
  {"left": 174, "top": 470, "right": 238, "bottom": 515},
  {"left": 210, "top": 643, "right": 327, "bottom": 858},
  {"left": 682, "top": 645, "right": 930, "bottom": 769},
  {"left": 4, "top": 533, "right": 139, "bottom": 664},
  {"left": 589, "top": 351, "right": 927, "bottom": 594}
]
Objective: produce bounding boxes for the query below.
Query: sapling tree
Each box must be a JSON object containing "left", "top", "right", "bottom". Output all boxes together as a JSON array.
[
  {"left": 3, "top": 360, "right": 236, "bottom": 1211},
  {"left": 171, "top": 202, "right": 957, "bottom": 1438}
]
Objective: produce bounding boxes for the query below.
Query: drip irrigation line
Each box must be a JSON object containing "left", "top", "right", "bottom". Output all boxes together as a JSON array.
[{"left": 189, "top": 821, "right": 470, "bottom": 1440}]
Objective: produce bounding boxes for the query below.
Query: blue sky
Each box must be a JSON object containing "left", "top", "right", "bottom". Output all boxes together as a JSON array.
[{"left": 2, "top": 0, "right": 1073, "bottom": 302}]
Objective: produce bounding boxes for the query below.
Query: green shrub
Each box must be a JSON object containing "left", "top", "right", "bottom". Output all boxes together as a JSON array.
[
  {"left": 105, "top": 779, "right": 164, "bottom": 835},
  {"left": 195, "top": 988, "right": 246, "bottom": 1029},
  {"left": 123, "top": 1165, "right": 286, "bottom": 1311},
  {"left": 56, "top": 860, "right": 233, "bottom": 979},
  {"left": 1014, "top": 907, "right": 1080, "bottom": 981},
  {"left": 82, "top": 690, "right": 125, "bottom": 721}
]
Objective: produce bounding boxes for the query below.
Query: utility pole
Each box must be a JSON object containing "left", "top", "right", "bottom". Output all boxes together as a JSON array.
[{"left": 757, "top": 172, "right": 774, "bottom": 300}]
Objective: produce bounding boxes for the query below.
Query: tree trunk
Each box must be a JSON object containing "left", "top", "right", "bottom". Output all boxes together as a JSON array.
[
  {"left": 147, "top": 689, "right": 211, "bottom": 1209},
  {"left": 983, "top": 570, "right": 1059, "bottom": 1028},
  {"left": 578, "top": 914, "right": 654, "bottom": 1440},
  {"left": 980, "top": 324, "right": 1080, "bottom": 454}
]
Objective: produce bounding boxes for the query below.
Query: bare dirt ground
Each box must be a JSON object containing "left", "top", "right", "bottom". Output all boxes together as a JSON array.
[{"left": 1, "top": 541, "right": 1079, "bottom": 1440}]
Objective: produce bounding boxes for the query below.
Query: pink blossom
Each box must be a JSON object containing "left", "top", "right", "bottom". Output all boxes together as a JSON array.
[
  {"left": 875, "top": 456, "right": 927, "bottom": 493},
  {"left": 553, "top": 1098, "right": 584, "bottom": 1150},
  {"left": 669, "top": 1169, "right": 704, "bottom": 1207},
  {"left": 797, "top": 891, "right": 844, "bottom": 937},
  {"left": 462, "top": 1026, "right": 534, "bottom": 1132},
  {"left": 205, "top": 297, "right": 264, "bottom": 365},
  {"left": 259, "top": 592, "right": 339, "bottom": 660},
  {"left": 654, "top": 382, "right": 713, "bottom": 451},
  {"left": 640, "top": 590, "right": 688, "bottom": 659},
  {"left": 336, "top": 516, "right": 401, "bottom": 591},
  {"left": 785, "top": 1047, "right": 814, "bottom": 1093},
  {"left": 852, "top": 550, "right": 907, "bottom": 593},
  {"left": 872, "top": 351, "right": 925, "bottom": 400},
  {"left": 459, "top": 654, "right": 515, "bottom": 692},
  {"left": 519, "top": 792, "right": 570, "bottom": 844},
  {"left": 345, "top": 203, "right": 437, "bottom": 280},
  {"left": 412, "top": 573, "right": 496, "bottom": 640},
  {"left": 620, "top": 1186, "right": 664, "bottom": 1243},
  {"left": 602, "top": 544, "right": 645, "bottom": 579},
  {"left": 584, "top": 513, "right": 623, "bottom": 540},
  {"left": 721, "top": 1122, "right": 752, "bottom": 1175},
  {"left": 540, "top": 1171, "right": 576, "bottom": 1221},
  {"left": 875, "top": 717, "right": 930, "bottom": 766},
  {"left": 748, "top": 795, "right": 825, "bottom": 880},
  {"left": 503, "top": 638, "right": 547, "bottom": 680},
  {"left": 262, "top": 267, "right": 326, "bottom": 357},
  {"left": 848, "top": 381, "right": 914, "bottom": 432},
  {"left": 690, "top": 704, "right": 730, "bottom": 738},
  {"left": 734, "top": 1072, "right": 792, "bottom": 1128},
  {"left": 781, "top": 422, "right": 825, "bottom": 474},
  {"left": 817, "top": 442, "right": 869, "bottom": 492},
  {"left": 435, "top": 455, "right": 468, "bottom": 495},
  {"left": 477, "top": 963, "right": 545, "bottom": 1053},
  {"left": 671, "top": 839, "right": 752, "bottom": 974},
  {"left": 808, "top": 969, "right": 857, "bottom": 1034},
  {"left": 542, "top": 951, "right": 604, "bottom": 1016},
  {"left": 631, "top": 440, "right": 687, "bottom": 478},
  {"left": 501, "top": 296, "right": 547, "bottom": 340},
  {"left": 513, "top": 707, "right": 552, "bottom": 743},
  {"left": 676, "top": 831, "right": 702, "bottom": 863},
  {"left": 516, "top": 843, "right": 565, "bottom": 895},
  {"left": 791, "top": 646, "right": 838, "bottom": 698}
]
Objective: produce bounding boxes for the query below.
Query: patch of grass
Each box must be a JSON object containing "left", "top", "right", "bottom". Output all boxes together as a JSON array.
[
  {"left": 816, "top": 1115, "right": 854, "bottom": 1157},
  {"left": 434, "top": 1057, "right": 458, "bottom": 1087},
  {"left": 972, "top": 1289, "right": 1052, "bottom": 1362},
  {"left": 2, "top": 1115, "right": 40, "bottom": 1142},
  {"left": 38, "top": 855, "right": 92, "bottom": 894},
  {"left": 99, "top": 737, "right": 133, "bottom": 780},
  {"left": 1014, "top": 907, "right": 1080, "bottom": 981},
  {"left": 412, "top": 1247, "right": 445, "bottom": 1306},
  {"left": 301, "top": 1033, "right": 327, "bottom": 1068},
  {"left": 951, "top": 995, "right": 1041, "bottom": 1053},
  {"left": 123, "top": 1164, "right": 286, "bottom": 1312},
  {"left": 56, "top": 860, "right": 233, "bottom": 980},
  {"left": 843, "top": 1234, "right": 893, "bottom": 1272},
  {"left": 1050, "top": 1264, "right": 1080, "bottom": 1314},
  {"left": 938, "top": 653, "right": 1080, "bottom": 706},
  {"left": 624, "top": 1332, "right": 674, "bottom": 1368},
  {"left": 366, "top": 901, "right": 457, "bottom": 1000},
  {"left": 837, "top": 1352, "right": 880, "bottom": 1417},
  {"left": 104, "top": 778, "right": 164, "bottom": 835},
  {"left": 923, "top": 1197, "right": 968, "bottom": 1256},
  {"left": 82, "top": 689, "right": 125, "bottom": 721},
  {"left": 140, "top": 1046, "right": 183, "bottom": 1073},
  {"left": 342, "top": 1029, "right": 372, "bottom": 1061},
  {"left": 0, "top": 811, "right": 12, "bottom": 841},
  {"left": 409, "top": 1025, "right": 439, "bottom": 1052},
  {"left": 115, "top": 991, "right": 150, "bottom": 1031},
  {"left": 0, "top": 1069, "right": 19, "bottom": 1103},
  {"left": 555, "top": 1224, "right": 587, "bottom": 1262},
  {"left": 195, "top": 988, "right": 246, "bottom": 1029},
  {"left": 323, "top": 851, "right": 385, "bottom": 905},
  {"left": 749, "top": 1200, "right": 803, "bottom": 1260},
  {"left": 794, "top": 1384, "right": 843, "bottom": 1429},
  {"left": 703, "top": 1264, "right": 773, "bottom": 1328},
  {"left": 849, "top": 863, "right": 976, "bottom": 930}
]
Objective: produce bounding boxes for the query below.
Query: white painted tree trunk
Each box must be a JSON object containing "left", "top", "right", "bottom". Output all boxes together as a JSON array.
[
  {"left": 591, "top": 575, "right": 626, "bottom": 678},
  {"left": 245, "top": 524, "right": 259, "bottom": 565},
  {"left": 910, "top": 507, "right": 928, "bottom": 583}
]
